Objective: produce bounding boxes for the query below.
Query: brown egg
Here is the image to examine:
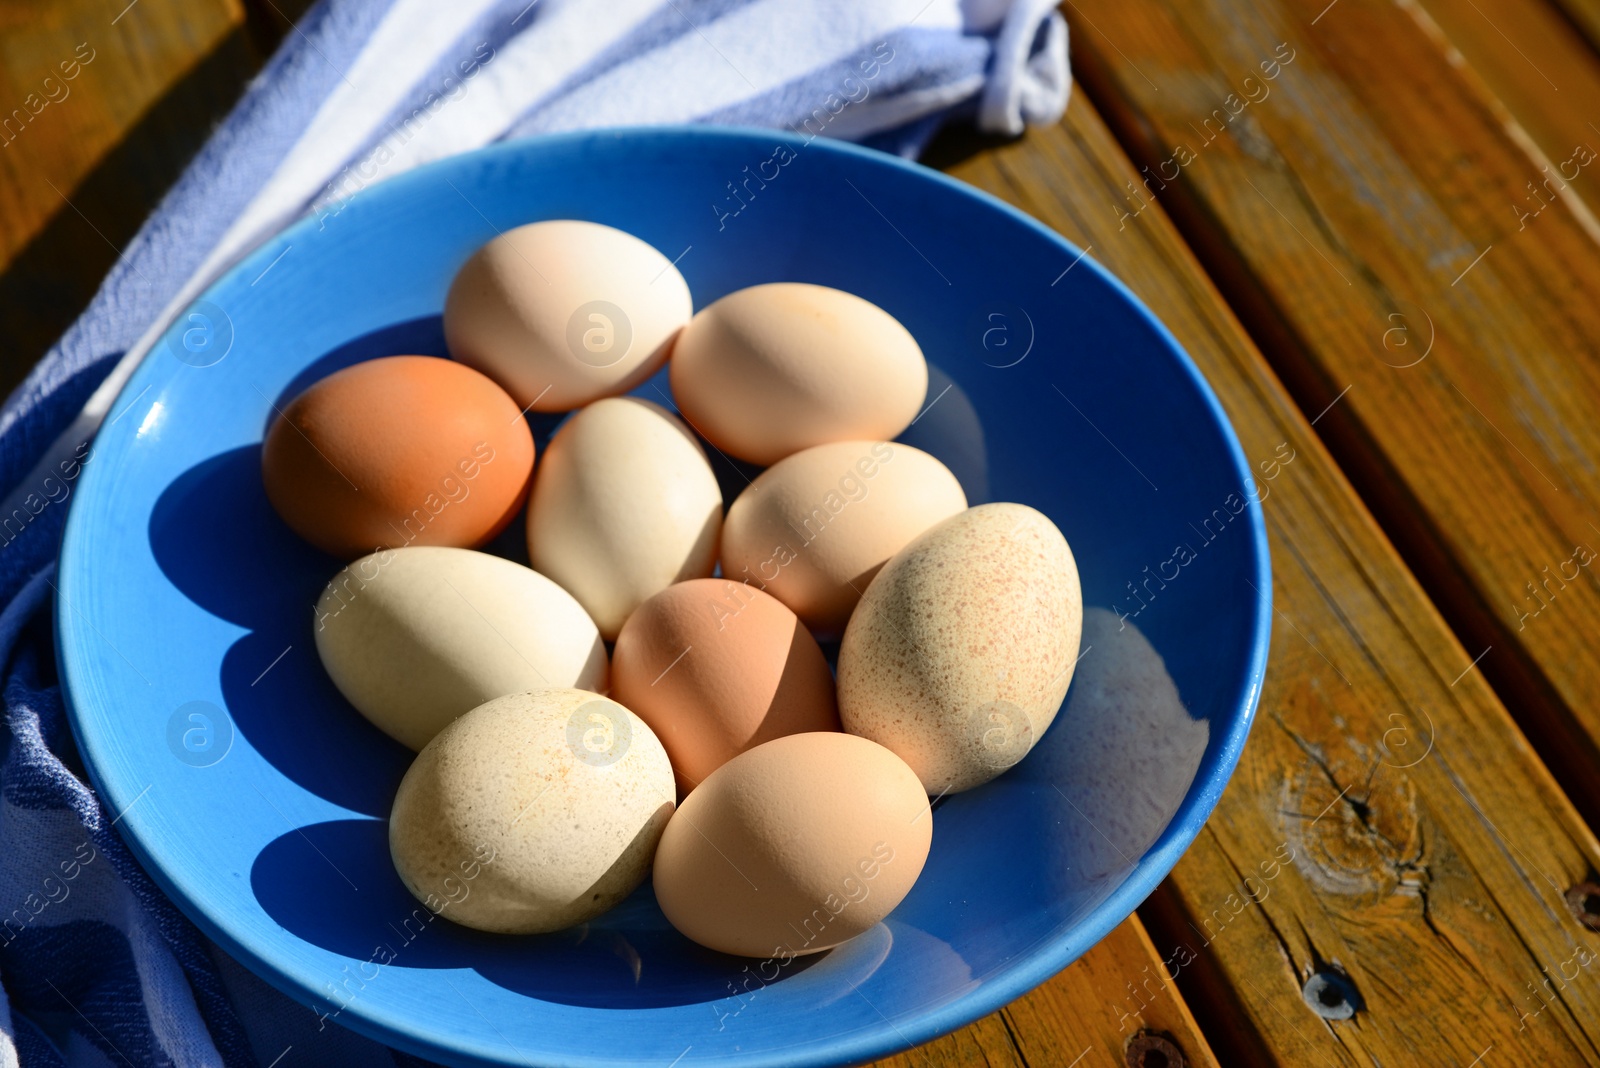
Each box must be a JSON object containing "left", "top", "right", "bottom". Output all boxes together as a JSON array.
[
  {"left": 611, "top": 579, "right": 839, "bottom": 792},
  {"left": 262, "top": 355, "right": 534, "bottom": 559},
  {"left": 652, "top": 732, "right": 931, "bottom": 958}
]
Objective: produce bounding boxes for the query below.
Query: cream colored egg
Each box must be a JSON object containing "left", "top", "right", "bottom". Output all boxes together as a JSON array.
[
  {"left": 652, "top": 732, "right": 931, "bottom": 958},
  {"left": 721, "top": 441, "right": 967, "bottom": 635},
  {"left": 314, "top": 546, "right": 607, "bottom": 750},
  {"left": 390, "top": 689, "right": 675, "bottom": 934},
  {"left": 527, "top": 397, "right": 722, "bottom": 639},
  {"left": 444, "top": 220, "right": 692, "bottom": 412},
  {"left": 669, "top": 283, "right": 928, "bottom": 466},
  {"left": 837, "top": 503, "right": 1083, "bottom": 794}
]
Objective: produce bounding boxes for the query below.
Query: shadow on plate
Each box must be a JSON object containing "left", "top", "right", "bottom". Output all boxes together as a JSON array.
[
  {"left": 148, "top": 444, "right": 411, "bottom": 816},
  {"left": 246, "top": 817, "right": 874, "bottom": 1009}
]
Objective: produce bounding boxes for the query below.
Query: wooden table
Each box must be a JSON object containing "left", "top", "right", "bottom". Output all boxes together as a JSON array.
[{"left": 7, "top": 1, "right": 1600, "bottom": 1065}]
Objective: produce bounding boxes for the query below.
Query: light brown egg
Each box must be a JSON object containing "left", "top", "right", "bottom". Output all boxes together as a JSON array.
[
  {"left": 611, "top": 579, "right": 839, "bottom": 792},
  {"left": 390, "top": 688, "right": 674, "bottom": 934},
  {"left": 444, "top": 220, "right": 692, "bottom": 412},
  {"left": 720, "top": 441, "right": 967, "bottom": 636},
  {"left": 527, "top": 397, "right": 722, "bottom": 639},
  {"left": 669, "top": 283, "right": 928, "bottom": 465},
  {"left": 261, "top": 355, "right": 533, "bottom": 560},
  {"left": 653, "top": 732, "right": 931, "bottom": 958},
  {"left": 837, "top": 503, "right": 1083, "bottom": 795}
]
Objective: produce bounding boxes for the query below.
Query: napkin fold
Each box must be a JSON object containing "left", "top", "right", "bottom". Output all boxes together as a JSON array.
[{"left": 0, "top": 2, "right": 1069, "bottom": 1064}]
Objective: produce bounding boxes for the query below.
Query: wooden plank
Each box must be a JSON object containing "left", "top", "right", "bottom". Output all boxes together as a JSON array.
[
  {"left": 1545, "top": 0, "right": 1600, "bottom": 60},
  {"left": 1064, "top": 0, "right": 1600, "bottom": 864},
  {"left": 1002, "top": 917, "right": 1220, "bottom": 1068},
  {"left": 0, "top": 0, "right": 251, "bottom": 397},
  {"left": 937, "top": 78, "right": 1600, "bottom": 1065},
  {"left": 1400, "top": 0, "right": 1600, "bottom": 230},
  {"left": 872, "top": 918, "right": 1221, "bottom": 1067}
]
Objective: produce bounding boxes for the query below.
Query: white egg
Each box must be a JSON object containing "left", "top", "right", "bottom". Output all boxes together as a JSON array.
[
  {"left": 314, "top": 546, "right": 607, "bottom": 750},
  {"left": 527, "top": 397, "right": 722, "bottom": 639}
]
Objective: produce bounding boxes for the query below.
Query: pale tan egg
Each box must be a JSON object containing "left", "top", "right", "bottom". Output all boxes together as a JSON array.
[
  {"left": 527, "top": 397, "right": 722, "bottom": 639},
  {"left": 611, "top": 578, "right": 839, "bottom": 793},
  {"left": 652, "top": 732, "right": 931, "bottom": 958},
  {"left": 443, "top": 220, "right": 692, "bottom": 412},
  {"left": 314, "top": 546, "right": 607, "bottom": 750},
  {"left": 836, "top": 503, "right": 1083, "bottom": 794},
  {"left": 720, "top": 441, "right": 967, "bottom": 636},
  {"left": 390, "top": 688, "right": 674, "bottom": 934},
  {"left": 669, "top": 283, "right": 928, "bottom": 466}
]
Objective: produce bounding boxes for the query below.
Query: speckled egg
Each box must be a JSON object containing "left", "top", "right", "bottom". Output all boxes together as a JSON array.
[
  {"left": 444, "top": 220, "right": 692, "bottom": 412},
  {"left": 669, "top": 283, "right": 928, "bottom": 465},
  {"left": 652, "top": 732, "right": 930, "bottom": 957},
  {"left": 611, "top": 578, "right": 839, "bottom": 792},
  {"left": 527, "top": 397, "right": 722, "bottom": 639},
  {"left": 836, "top": 503, "right": 1083, "bottom": 794},
  {"left": 315, "top": 547, "right": 607, "bottom": 750},
  {"left": 261, "top": 355, "right": 534, "bottom": 560},
  {"left": 720, "top": 441, "right": 967, "bottom": 635},
  {"left": 390, "top": 688, "right": 674, "bottom": 934}
]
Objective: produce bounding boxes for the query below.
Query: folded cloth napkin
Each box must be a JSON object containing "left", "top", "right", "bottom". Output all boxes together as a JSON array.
[{"left": 0, "top": 1, "right": 1068, "bottom": 1063}]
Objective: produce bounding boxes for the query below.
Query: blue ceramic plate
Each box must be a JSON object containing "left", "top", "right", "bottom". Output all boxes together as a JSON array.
[{"left": 58, "top": 127, "right": 1270, "bottom": 1068}]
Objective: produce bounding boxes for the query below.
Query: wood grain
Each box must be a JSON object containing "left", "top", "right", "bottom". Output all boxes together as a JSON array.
[
  {"left": 1402, "top": 0, "right": 1600, "bottom": 230},
  {"left": 1064, "top": 0, "right": 1600, "bottom": 852},
  {"left": 1545, "top": 0, "right": 1600, "bottom": 59},
  {"left": 937, "top": 79, "right": 1600, "bottom": 1065},
  {"left": 0, "top": 0, "right": 251, "bottom": 397}
]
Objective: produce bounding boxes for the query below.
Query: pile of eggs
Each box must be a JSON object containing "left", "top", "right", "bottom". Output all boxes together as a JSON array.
[{"left": 261, "top": 220, "right": 1084, "bottom": 960}]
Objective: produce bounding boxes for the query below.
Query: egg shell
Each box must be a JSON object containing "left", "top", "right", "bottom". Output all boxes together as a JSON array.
[
  {"left": 669, "top": 283, "right": 928, "bottom": 466},
  {"left": 261, "top": 355, "right": 534, "bottom": 560},
  {"left": 652, "top": 732, "right": 930, "bottom": 958},
  {"left": 444, "top": 220, "right": 692, "bottom": 412},
  {"left": 390, "top": 688, "right": 674, "bottom": 934},
  {"left": 720, "top": 441, "right": 967, "bottom": 635},
  {"left": 527, "top": 397, "right": 722, "bottom": 639},
  {"left": 836, "top": 502, "right": 1083, "bottom": 794},
  {"left": 611, "top": 578, "right": 839, "bottom": 792},
  {"left": 314, "top": 546, "right": 607, "bottom": 750}
]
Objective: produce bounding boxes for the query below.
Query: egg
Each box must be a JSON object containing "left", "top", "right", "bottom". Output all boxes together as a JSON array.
[
  {"left": 836, "top": 503, "right": 1083, "bottom": 794},
  {"left": 443, "top": 220, "right": 692, "bottom": 412},
  {"left": 390, "top": 688, "right": 674, "bottom": 934},
  {"left": 720, "top": 441, "right": 967, "bottom": 635},
  {"left": 611, "top": 579, "right": 839, "bottom": 792},
  {"left": 527, "top": 397, "right": 722, "bottom": 639},
  {"left": 669, "top": 283, "right": 928, "bottom": 465},
  {"left": 652, "top": 732, "right": 930, "bottom": 957},
  {"left": 314, "top": 546, "right": 607, "bottom": 750},
  {"left": 261, "top": 355, "right": 534, "bottom": 560}
]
